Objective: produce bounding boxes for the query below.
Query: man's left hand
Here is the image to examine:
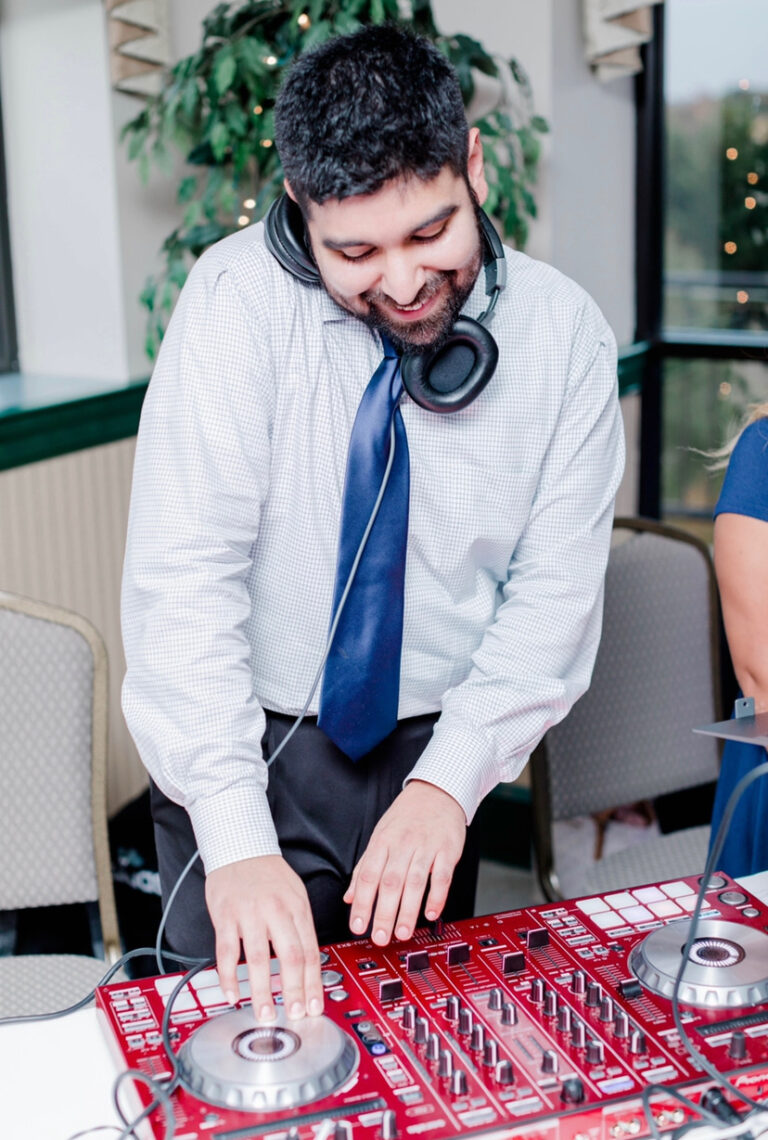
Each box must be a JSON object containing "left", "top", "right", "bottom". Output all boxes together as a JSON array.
[{"left": 344, "top": 780, "right": 467, "bottom": 944}]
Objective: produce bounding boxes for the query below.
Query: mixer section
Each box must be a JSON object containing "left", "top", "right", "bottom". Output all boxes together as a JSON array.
[{"left": 96, "top": 873, "right": 768, "bottom": 1140}]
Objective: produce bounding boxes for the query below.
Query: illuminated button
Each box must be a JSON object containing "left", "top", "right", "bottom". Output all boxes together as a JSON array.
[
  {"left": 161, "top": 989, "right": 196, "bottom": 1011},
  {"left": 191, "top": 969, "right": 221, "bottom": 990},
  {"left": 322, "top": 970, "right": 343, "bottom": 988},
  {"left": 633, "top": 887, "right": 665, "bottom": 904},
  {"left": 718, "top": 890, "right": 748, "bottom": 906},
  {"left": 154, "top": 976, "right": 187, "bottom": 996},
  {"left": 618, "top": 906, "right": 653, "bottom": 924},
  {"left": 743, "top": 907, "right": 760, "bottom": 918},
  {"left": 662, "top": 881, "right": 694, "bottom": 898},
  {"left": 592, "top": 911, "right": 625, "bottom": 929},
  {"left": 575, "top": 897, "right": 610, "bottom": 915},
  {"left": 677, "top": 896, "right": 699, "bottom": 912},
  {"left": 329, "top": 989, "right": 348, "bottom": 1002},
  {"left": 648, "top": 900, "right": 681, "bottom": 918},
  {"left": 604, "top": 892, "right": 636, "bottom": 909},
  {"left": 198, "top": 986, "right": 228, "bottom": 1007}
]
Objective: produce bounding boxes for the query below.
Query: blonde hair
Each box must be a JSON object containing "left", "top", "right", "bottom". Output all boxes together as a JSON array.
[{"left": 708, "top": 402, "right": 768, "bottom": 470}]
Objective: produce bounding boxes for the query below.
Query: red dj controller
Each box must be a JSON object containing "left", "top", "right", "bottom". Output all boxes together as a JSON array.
[{"left": 96, "top": 873, "right": 768, "bottom": 1140}]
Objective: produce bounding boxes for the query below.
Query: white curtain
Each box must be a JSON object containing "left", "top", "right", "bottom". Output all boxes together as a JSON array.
[
  {"left": 105, "top": 0, "right": 170, "bottom": 98},
  {"left": 582, "top": 0, "right": 664, "bottom": 82}
]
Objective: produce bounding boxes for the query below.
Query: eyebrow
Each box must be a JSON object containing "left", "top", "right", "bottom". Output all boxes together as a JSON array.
[{"left": 321, "top": 205, "right": 459, "bottom": 251}]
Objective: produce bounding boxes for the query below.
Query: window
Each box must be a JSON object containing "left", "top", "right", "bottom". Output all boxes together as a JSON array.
[{"left": 659, "top": 0, "right": 768, "bottom": 529}]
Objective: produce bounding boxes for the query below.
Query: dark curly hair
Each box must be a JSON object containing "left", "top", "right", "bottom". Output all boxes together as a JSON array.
[{"left": 274, "top": 24, "right": 469, "bottom": 208}]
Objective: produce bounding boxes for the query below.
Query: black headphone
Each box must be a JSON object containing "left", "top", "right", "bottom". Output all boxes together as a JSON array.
[{"left": 264, "top": 194, "right": 507, "bottom": 413}]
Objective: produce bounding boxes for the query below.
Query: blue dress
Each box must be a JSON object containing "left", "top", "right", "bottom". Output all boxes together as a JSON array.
[{"left": 709, "top": 418, "right": 768, "bottom": 876}]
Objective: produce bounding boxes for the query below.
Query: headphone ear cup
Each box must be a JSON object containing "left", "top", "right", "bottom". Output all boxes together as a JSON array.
[
  {"left": 264, "top": 195, "right": 321, "bottom": 287},
  {"left": 401, "top": 317, "right": 498, "bottom": 413}
]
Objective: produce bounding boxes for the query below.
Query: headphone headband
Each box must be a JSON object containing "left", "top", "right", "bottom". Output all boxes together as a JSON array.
[{"left": 263, "top": 193, "right": 505, "bottom": 413}]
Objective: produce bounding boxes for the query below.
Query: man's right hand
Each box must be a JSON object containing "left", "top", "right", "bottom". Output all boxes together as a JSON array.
[{"left": 205, "top": 855, "right": 324, "bottom": 1023}]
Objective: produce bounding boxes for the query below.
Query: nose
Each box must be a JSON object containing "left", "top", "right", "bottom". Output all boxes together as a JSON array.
[{"left": 379, "top": 251, "right": 426, "bottom": 307}]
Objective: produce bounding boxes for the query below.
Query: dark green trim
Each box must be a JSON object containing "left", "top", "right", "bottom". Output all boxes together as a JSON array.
[
  {"left": 0, "top": 374, "right": 148, "bottom": 472},
  {"left": 0, "top": 342, "right": 648, "bottom": 474},
  {"left": 617, "top": 340, "right": 650, "bottom": 397}
]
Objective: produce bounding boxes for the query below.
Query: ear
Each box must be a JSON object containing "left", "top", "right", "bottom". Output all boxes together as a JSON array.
[
  {"left": 466, "top": 127, "right": 489, "bottom": 207},
  {"left": 284, "top": 178, "right": 298, "bottom": 203}
]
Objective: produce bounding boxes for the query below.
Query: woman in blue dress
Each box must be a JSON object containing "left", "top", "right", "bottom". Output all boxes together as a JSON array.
[{"left": 709, "top": 408, "right": 768, "bottom": 876}]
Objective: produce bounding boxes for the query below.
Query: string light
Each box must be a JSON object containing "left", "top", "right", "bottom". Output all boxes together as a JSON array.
[
  {"left": 720, "top": 381, "right": 732, "bottom": 396},
  {"left": 745, "top": 196, "right": 757, "bottom": 209},
  {"left": 737, "top": 291, "right": 750, "bottom": 304},
  {"left": 243, "top": 197, "right": 256, "bottom": 209},
  {"left": 739, "top": 78, "right": 751, "bottom": 91},
  {"left": 261, "top": 139, "right": 273, "bottom": 148},
  {"left": 238, "top": 215, "right": 249, "bottom": 227},
  {"left": 726, "top": 147, "right": 739, "bottom": 160},
  {"left": 748, "top": 172, "right": 759, "bottom": 184},
  {"left": 264, "top": 55, "right": 278, "bottom": 66},
  {"left": 298, "top": 12, "right": 311, "bottom": 28},
  {"left": 253, "top": 104, "right": 263, "bottom": 115},
  {"left": 724, "top": 241, "right": 738, "bottom": 254}
]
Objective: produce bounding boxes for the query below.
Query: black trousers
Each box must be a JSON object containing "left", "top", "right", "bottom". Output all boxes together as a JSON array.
[{"left": 150, "top": 712, "right": 480, "bottom": 954}]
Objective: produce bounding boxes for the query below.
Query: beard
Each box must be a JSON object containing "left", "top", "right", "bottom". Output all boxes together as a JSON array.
[{"left": 319, "top": 215, "right": 484, "bottom": 356}]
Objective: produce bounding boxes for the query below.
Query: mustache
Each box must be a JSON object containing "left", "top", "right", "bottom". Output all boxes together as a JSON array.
[{"left": 363, "top": 271, "right": 451, "bottom": 310}]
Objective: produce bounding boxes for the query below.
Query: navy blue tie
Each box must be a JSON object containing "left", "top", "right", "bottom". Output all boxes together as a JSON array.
[{"left": 318, "top": 336, "right": 409, "bottom": 760}]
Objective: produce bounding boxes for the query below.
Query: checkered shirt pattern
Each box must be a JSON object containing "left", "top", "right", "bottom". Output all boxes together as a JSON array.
[{"left": 121, "top": 222, "right": 625, "bottom": 873}]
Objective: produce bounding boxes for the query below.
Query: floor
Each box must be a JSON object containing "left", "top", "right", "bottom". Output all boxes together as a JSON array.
[{"left": 474, "top": 812, "right": 662, "bottom": 914}]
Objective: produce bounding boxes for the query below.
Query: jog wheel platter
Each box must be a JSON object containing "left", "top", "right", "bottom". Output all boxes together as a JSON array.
[
  {"left": 630, "top": 919, "right": 768, "bottom": 1009},
  {"left": 177, "top": 1008, "right": 359, "bottom": 1111}
]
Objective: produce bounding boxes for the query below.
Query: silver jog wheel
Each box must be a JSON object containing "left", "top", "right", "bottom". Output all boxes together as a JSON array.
[
  {"left": 178, "top": 1008, "right": 359, "bottom": 1112},
  {"left": 630, "top": 919, "right": 768, "bottom": 1009}
]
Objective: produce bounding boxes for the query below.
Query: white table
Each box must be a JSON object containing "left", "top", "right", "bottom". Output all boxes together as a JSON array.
[{"left": 4, "top": 872, "right": 768, "bottom": 1140}]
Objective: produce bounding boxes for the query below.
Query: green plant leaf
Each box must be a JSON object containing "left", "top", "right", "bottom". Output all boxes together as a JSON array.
[
  {"left": 209, "top": 120, "right": 231, "bottom": 162},
  {"left": 178, "top": 175, "right": 198, "bottom": 203},
  {"left": 213, "top": 45, "right": 238, "bottom": 94}
]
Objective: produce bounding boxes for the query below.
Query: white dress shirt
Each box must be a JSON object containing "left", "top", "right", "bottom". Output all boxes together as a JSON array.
[{"left": 121, "top": 221, "right": 625, "bottom": 874}]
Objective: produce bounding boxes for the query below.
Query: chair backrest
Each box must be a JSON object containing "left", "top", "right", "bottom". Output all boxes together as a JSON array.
[
  {"left": 531, "top": 518, "right": 722, "bottom": 894},
  {"left": 0, "top": 591, "right": 120, "bottom": 960}
]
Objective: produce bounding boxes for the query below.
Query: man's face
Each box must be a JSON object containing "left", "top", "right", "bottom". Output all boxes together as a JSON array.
[{"left": 290, "top": 134, "right": 489, "bottom": 354}]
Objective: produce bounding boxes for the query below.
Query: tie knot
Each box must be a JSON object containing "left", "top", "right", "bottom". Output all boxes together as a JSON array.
[{"left": 380, "top": 333, "right": 399, "bottom": 360}]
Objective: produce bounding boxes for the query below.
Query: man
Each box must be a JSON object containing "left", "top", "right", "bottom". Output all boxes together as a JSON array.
[{"left": 122, "top": 25, "right": 624, "bottom": 1027}]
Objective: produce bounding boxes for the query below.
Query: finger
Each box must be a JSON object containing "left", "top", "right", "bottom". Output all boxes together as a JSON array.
[
  {"left": 392, "top": 854, "right": 431, "bottom": 941},
  {"left": 271, "top": 914, "right": 309, "bottom": 1021},
  {"left": 348, "top": 845, "right": 389, "bottom": 936},
  {"left": 241, "top": 927, "right": 276, "bottom": 1022},
  {"left": 343, "top": 860, "right": 361, "bottom": 905},
  {"left": 369, "top": 853, "right": 414, "bottom": 946},
  {"left": 294, "top": 909, "right": 325, "bottom": 1017},
  {"left": 423, "top": 851, "right": 457, "bottom": 922},
  {"left": 214, "top": 921, "right": 243, "bottom": 1008}
]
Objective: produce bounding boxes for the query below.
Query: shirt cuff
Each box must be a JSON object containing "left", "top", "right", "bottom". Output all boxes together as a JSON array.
[
  {"left": 405, "top": 717, "right": 506, "bottom": 825},
  {"left": 187, "top": 782, "right": 281, "bottom": 872}
]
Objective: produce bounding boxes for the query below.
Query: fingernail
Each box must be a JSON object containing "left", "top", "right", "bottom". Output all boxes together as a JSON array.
[
  {"left": 373, "top": 929, "right": 387, "bottom": 944},
  {"left": 426, "top": 910, "right": 438, "bottom": 921},
  {"left": 396, "top": 925, "right": 410, "bottom": 940},
  {"left": 225, "top": 989, "right": 238, "bottom": 1006},
  {"left": 308, "top": 997, "right": 323, "bottom": 1016},
  {"left": 351, "top": 917, "right": 364, "bottom": 933},
  {"left": 289, "top": 1001, "right": 305, "bottom": 1019},
  {"left": 258, "top": 1003, "right": 276, "bottom": 1021}
]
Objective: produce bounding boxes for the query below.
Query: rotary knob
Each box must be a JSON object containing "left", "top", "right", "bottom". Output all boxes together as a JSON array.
[
  {"left": 571, "top": 969, "right": 586, "bottom": 996},
  {"left": 334, "top": 1122, "right": 352, "bottom": 1140},
  {"left": 501, "top": 1002, "right": 517, "bottom": 1027},
  {"left": 586, "top": 1039, "right": 604, "bottom": 1065},
  {"left": 530, "top": 978, "right": 545, "bottom": 1003},
  {"left": 483, "top": 1038, "right": 499, "bottom": 1068},
  {"left": 471, "top": 1024, "right": 485, "bottom": 1052},
  {"left": 445, "top": 995, "right": 460, "bottom": 1022},
  {"left": 571, "top": 1020, "right": 586, "bottom": 1050},
  {"left": 557, "top": 1006, "right": 572, "bottom": 1034},
  {"left": 614, "top": 1010, "right": 629, "bottom": 1039},
  {"left": 544, "top": 990, "right": 558, "bottom": 1018},
  {"left": 629, "top": 1029, "right": 647, "bottom": 1055},
  {"left": 438, "top": 1049, "right": 453, "bottom": 1079},
  {"left": 381, "top": 1110, "right": 398, "bottom": 1140},
  {"left": 729, "top": 1031, "right": 747, "bottom": 1061},
  {"left": 599, "top": 996, "right": 614, "bottom": 1023},
  {"left": 541, "top": 1049, "right": 558, "bottom": 1075},
  {"left": 495, "top": 1059, "right": 514, "bottom": 1086},
  {"left": 414, "top": 1017, "right": 428, "bottom": 1045},
  {"left": 561, "top": 1077, "right": 585, "bottom": 1105},
  {"left": 426, "top": 1033, "right": 440, "bottom": 1062},
  {"left": 451, "top": 1069, "right": 468, "bottom": 1097},
  {"left": 458, "top": 1008, "right": 473, "bottom": 1036},
  {"left": 401, "top": 1004, "right": 417, "bottom": 1032},
  {"left": 586, "top": 981, "right": 602, "bottom": 1007},
  {"left": 488, "top": 987, "right": 504, "bottom": 1011}
]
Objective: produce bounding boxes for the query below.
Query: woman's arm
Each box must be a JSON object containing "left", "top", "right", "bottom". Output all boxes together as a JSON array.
[{"left": 714, "top": 511, "right": 768, "bottom": 712}]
